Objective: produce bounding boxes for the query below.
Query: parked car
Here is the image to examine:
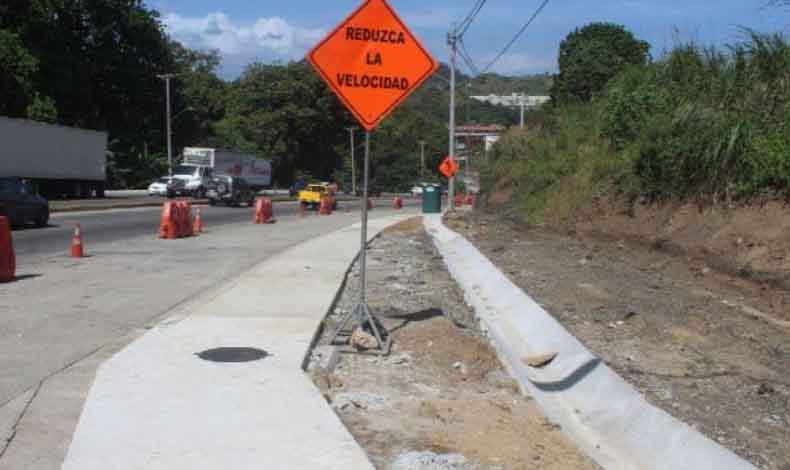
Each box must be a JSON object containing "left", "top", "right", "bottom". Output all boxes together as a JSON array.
[
  {"left": 207, "top": 176, "right": 256, "bottom": 207},
  {"left": 148, "top": 177, "right": 187, "bottom": 198},
  {"left": 289, "top": 179, "right": 307, "bottom": 197},
  {"left": 0, "top": 177, "right": 50, "bottom": 227}
]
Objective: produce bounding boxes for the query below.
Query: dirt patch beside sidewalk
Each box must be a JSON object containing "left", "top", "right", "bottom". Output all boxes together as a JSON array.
[
  {"left": 445, "top": 210, "right": 790, "bottom": 470},
  {"left": 308, "top": 217, "right": 600, "bottom": 470}
]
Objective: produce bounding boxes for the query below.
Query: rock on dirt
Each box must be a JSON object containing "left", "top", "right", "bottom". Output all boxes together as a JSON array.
[
  {"left": 391, "top": 451, "right": 472, "bottom": 470},
  {"left": 350, "top": 328, "right": 380, "bottom": 350},
  {"left": 333, "top": 392, "right": 387, "bottom": 412}
]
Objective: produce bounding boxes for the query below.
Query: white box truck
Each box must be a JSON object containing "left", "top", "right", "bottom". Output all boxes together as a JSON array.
[
  {"left": 173, "top": 147, "right": 272, "bottom": 197},
  {"left": 0, "top": 116, "right": 108, "bottom": 198}
]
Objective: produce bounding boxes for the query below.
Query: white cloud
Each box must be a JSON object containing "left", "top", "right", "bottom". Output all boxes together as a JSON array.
[{"left": 163, "top": 12, "right": 325, "bottom": 74}]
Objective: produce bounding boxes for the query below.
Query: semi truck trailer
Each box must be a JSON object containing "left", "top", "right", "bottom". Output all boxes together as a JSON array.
[{"left": 0, "top": 116, "right": 108, "bottom": 199}]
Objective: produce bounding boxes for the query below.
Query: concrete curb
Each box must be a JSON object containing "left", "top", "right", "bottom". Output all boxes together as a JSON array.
[{"left": 424, "top": 214, "right": 755, "bottom": 470}]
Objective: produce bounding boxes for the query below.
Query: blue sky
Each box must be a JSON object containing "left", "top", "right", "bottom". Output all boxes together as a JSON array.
[{"left": 148, "top": 0, "right": 790, "bottom": 78}]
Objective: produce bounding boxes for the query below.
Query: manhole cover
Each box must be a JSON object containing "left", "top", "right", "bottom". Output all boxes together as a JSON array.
[{"left": 196, "top": 347, "right": 269, "bottom": 363}]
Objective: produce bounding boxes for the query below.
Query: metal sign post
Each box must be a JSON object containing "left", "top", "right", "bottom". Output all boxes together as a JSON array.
[
  {"left": 308, "top": 0, "right": 438, "bottom": 354},
  {"left": 329, "top": 131, "right": 391, "bottom": 354}
]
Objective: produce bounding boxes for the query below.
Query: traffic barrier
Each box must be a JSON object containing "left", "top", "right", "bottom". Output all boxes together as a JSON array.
[
  {"left": 158, "top": 201, "right": 177, "bottom": 239},
  {"left": 319, "top": 196, "right": 332, "bottom": 216},
  {"left": 192, "top": 207, "right": 203, "bottom": 234},
  {"left": 392, "top": 196, "right": 403, "bottom": 209},
  {"left": 0, "top": 216, "right": 15, "bottom": 283},
  {"left": 254, "top": 198, "right": 274, "bottom": 224},
  {"left": 180, "top": 201, "right": 194, "bottom": 237},
  {"left": 71, "top": 224, "right": 85, "bottom": 258},
  {"left": 465, "top": 193, "right": 474, "bottom": 206},
  {"left": 158, "top": 201, "right": 194, "bottom": 239}
]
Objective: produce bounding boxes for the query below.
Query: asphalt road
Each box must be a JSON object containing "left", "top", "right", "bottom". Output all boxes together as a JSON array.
[{"left": 12, "top": 199, "right": 409, "bottom": 259}]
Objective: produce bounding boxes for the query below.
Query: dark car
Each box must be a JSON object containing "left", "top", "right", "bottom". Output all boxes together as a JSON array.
[
  {"left": 0, "top": 177, "right": 50, "bottom": 227},
  {"left": 289, "top": 179, "right": 307, "bottom": 197},
  {"left": 207, "top": 176, "right": 256, "bottom": 207}
]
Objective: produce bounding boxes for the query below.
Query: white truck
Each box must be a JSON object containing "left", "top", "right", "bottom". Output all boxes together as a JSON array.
[
  {"left": 0, "top": 116, "right": 108, "bottom": 198},
  {"left": 172, "top": 147, "right": 272, "bottom": 197}
]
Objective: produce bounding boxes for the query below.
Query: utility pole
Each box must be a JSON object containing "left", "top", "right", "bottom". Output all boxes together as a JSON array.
[
  {"left": 418, "top": 140, "right": 426, "bottom": 179},
  {"left": 346, "top": 127, "right": 357, "bottom": 194},
  {"left": 447, "top": 28, "right": 458, "bottom": 209},
  {"left": 520, "top": 99, "right": 525, "bottom": 128},
  {"left": 466, "top": 82, "right": 471, "bottom": 124},
  {"left": 157, "top": 73, "right": 176, "bottom": 177}
]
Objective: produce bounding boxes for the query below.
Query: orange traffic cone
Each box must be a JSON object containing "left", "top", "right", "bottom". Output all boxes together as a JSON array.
[
  {"left": 193, "top": 207, "right": 203, "bottom": 234},
  {"left": 71, "top": 224, "right": 84, "bottom": 258}
]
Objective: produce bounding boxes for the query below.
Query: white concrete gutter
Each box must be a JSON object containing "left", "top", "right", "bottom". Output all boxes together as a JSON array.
[{"left": 424, "top": 214, "right": 755, "bottom": 470}]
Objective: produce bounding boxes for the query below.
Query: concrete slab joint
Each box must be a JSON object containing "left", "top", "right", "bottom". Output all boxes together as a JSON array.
[
  {"left": 62, "top": 214, "right": 414, "bottom": 470},
  {"left": 423, "top": 214, "right": 755, "bottom": 470}
]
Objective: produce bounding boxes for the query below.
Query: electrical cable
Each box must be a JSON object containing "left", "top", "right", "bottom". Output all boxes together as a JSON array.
[
  {"left": 456, "top": 0, "right": 487, "bottom": 37},
  {"left": 458, "top": 38, "right": 480, "bottom": 76},
  {"left": 479, "top": 0, "right": 550, "bottom": 74}
]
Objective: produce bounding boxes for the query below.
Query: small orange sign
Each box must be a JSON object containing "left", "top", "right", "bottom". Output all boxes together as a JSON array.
[
  {"left": 439, "top": 156, "right": 459, "bottom": 178},
  {"left": 307, "top": 0, "right": 439, "bottom": 130}
]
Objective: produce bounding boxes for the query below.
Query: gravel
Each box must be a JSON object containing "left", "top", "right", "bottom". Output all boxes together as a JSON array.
[{"left": 391, "top": 451, "right": 473, "bottom": 470}]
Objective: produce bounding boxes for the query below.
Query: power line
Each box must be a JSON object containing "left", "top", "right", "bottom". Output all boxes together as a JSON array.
[
  {"left": 456, "top": 0, "right": 487, "bottom": 37},
  {"left": 480, "top": 0, "right": 551, "bottom": 74},
  {"left": 458, "top": 38, "right": 480, "bottom": 75}
]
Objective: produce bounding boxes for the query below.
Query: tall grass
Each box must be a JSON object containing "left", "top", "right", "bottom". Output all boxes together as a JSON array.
[
  {"left": 602, "top": 32, "right": 790, "bottom": 200},
  {"left": 480, "top": 33, "right": 790, "bottom": 220}
]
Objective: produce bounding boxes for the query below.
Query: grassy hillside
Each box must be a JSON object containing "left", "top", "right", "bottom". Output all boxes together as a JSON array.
[{"left": 479, "top": 33, "right": 790, "bottom": 223}]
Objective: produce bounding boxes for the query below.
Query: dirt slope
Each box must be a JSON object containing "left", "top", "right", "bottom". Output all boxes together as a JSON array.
[{"left": 447, "top": 210, "right": 789, "bottom": 470}]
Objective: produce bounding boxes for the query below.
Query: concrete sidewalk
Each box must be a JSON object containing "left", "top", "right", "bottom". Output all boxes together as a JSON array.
[{"left": 62, "top": 215, "right": 411, "bottom": 470}]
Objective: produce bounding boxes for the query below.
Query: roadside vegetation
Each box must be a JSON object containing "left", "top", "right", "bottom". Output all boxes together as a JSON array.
[
  {"left": 480, "top": 22, "right": 790, "bottom": 223},
  {"left": 0, "top": 1, "right": 533, "bottom": 192}
]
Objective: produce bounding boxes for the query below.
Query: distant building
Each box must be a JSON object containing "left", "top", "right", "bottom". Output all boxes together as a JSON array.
[
  {"left": 471, "top": 93, "right": 550, "bottom": 110},
  {"left": 453, "top": 124, "right": 506, "bottom": 192}
]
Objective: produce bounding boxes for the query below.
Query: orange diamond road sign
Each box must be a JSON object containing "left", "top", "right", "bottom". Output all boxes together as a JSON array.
[
  {"left": 439, "top": 156, "right": 459, "bottom": 178},
  {"left": 307, "top": 0, "right": 439, "bottom": 131}
]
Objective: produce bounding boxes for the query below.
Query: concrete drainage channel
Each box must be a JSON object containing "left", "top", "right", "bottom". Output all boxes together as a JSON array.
[
  {"left": 423, "top": 214, "right": 755, "bottom": 470},
  {"left": 305, "top": 217, "right": 601, "bottom": 470}
]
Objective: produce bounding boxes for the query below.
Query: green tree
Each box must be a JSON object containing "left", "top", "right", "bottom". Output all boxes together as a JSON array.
[
  {"left": 218, "top": 61, "right": 354, "bottom": 186},
  {"left": 26, "top": 92, "right": 57, "bottom": 122},
  {"left": 169, "top": 44, "right": 228, "bottom": 150},
  {"left": 552, "top": 22, "right": 650, "bottom": 104},
  {"left": 0, "top": 28, "right": 38, "bottom": 116}
]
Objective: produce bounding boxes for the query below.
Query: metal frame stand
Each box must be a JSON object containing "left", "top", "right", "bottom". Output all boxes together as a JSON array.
[{"left": 328, "top": 131, "right": 392, "bottom": 355}]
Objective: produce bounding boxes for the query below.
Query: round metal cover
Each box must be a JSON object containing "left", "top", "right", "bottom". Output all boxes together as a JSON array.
[{"left": 196, "top": 347, "right": 269, "bottom": 363}]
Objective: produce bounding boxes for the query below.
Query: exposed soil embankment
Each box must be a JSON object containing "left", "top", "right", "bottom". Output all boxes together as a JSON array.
[
  {"left": 449, "top": 202, "right": 790, "bottom": 469},
  {"left": 572, "top": 199, "right": 790, "bottom": 292}
]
